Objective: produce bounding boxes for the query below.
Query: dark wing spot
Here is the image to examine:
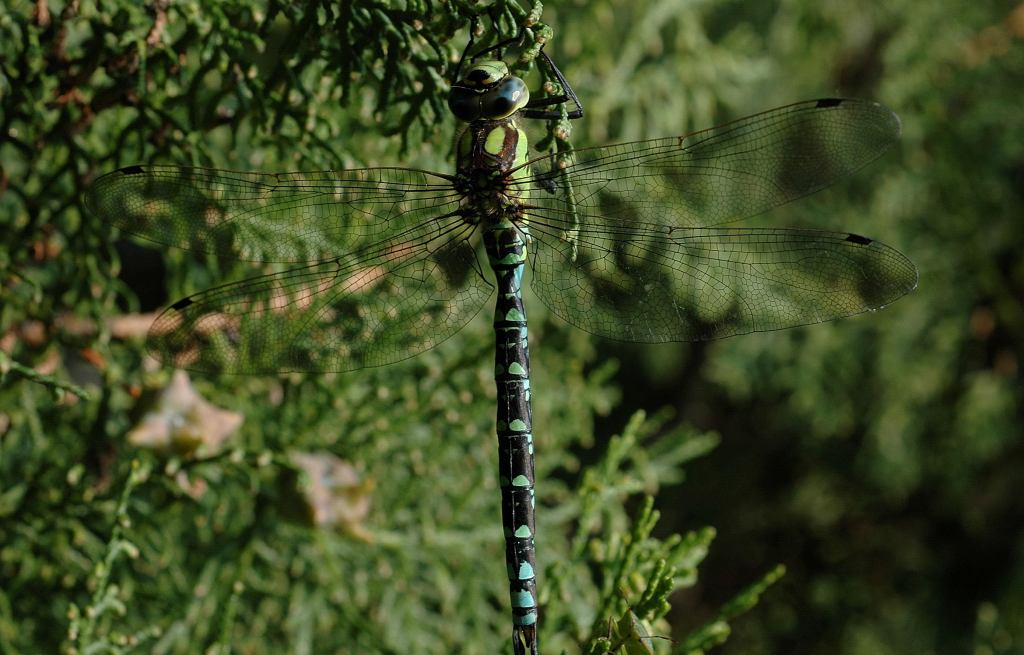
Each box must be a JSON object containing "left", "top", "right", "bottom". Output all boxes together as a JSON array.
[
  {"left": 816, "top": 98, "right": 844, "bottom": 108},
  {"left": 845, "top": 233, "right": 873, "bottom": 245},
  {"left": 122, "top": 165, "right": 145, "bottom": 175},
  {"left": 171, "top": 297, "right": 194, "bottom": 310},
  {"left": 536, "top": 174, "right": 557, "bottom": 194}
]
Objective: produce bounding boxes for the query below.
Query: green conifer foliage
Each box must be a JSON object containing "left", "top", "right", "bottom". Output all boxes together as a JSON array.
[{"left": 1, "top": 1, "right": 1020, "bottom": 654}]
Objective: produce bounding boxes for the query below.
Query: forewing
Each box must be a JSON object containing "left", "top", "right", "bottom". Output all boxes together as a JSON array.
[
  {"left": 513, "top": 98, "right": 901, "bottom": 230},
  {"left": 85, "top": 165, "right": 461, "bottom": 263},
  {"left": 85, "top": 165, "right": 492, "bottom": 372},
  {"left": 515, "top": 99, "right": 915, "bottom": 341}
]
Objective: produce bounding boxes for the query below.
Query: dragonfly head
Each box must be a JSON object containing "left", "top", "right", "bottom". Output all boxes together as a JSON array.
[{"left": 448, "top": 60, "right": 530, "bottom": 122}]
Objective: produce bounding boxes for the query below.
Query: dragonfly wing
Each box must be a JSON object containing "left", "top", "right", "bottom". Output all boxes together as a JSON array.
[
  {"left": 85, "top": 165, "right": 461, "bottom": 263},
  {"left": 526, "top": 223, "right": 916, "bottom": 342},
  {"left": 516, "top": 98, "right": 914, "bottom": 341},
  {"left": 147, "top": 216, "right": 492, "bottom": 373},
  {"left": 514, "top": 98, "right": 901, "bottom": 231},
  {"left": 85, "top": 164, "right": 492, "bottom": 372}
]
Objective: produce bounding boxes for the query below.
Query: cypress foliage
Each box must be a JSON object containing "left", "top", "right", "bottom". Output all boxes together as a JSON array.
[{"left": 2, "top": 1, "right": 1021, "bottom": 654}]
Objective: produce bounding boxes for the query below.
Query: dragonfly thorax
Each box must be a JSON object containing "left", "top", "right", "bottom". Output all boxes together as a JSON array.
[{"left": 454, "top": 116, "right": 531, "bottom": 221}]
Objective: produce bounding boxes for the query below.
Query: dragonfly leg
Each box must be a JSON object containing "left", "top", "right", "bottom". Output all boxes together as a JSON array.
[
  {"left": 451, "top": 15, "right": 481, "bottom": 82},
  {"left": 452, "top": 11, "right": 520, "bottom": 81},
  {"left": 521, "top": 48, "right": 584, "bottom": 120},
  {"left": 453, "top": 13, "right": 530, "bottom": 82}
]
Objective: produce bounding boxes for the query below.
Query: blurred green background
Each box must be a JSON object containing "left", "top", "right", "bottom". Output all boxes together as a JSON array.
[{"left": 1, "top": 1, "right": 1022, "bottom": 654}]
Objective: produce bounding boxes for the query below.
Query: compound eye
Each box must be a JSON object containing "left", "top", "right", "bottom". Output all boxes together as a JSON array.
[
  {"left": 481, "top": 76, "right": 530, "bottom": 120},
  {"left": 464, "top": 61, "right": 510, "bottom": 87},
  {"left": 448, "top": 86, "right": 481, "bottom": 122}
]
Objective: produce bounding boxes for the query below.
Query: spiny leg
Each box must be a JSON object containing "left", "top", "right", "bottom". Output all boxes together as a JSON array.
[{"left": 521, "top": 48, "right": 584, "bottom": 120}]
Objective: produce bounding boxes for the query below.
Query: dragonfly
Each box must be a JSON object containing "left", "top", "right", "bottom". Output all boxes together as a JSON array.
[{"left": 85, "top": 25, "right": 917, "bottom": 655}]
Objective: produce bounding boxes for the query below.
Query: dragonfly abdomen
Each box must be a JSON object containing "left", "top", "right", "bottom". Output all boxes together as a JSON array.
[{"left": 485, "top": 221, "right": 539, "bottom": 655}]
